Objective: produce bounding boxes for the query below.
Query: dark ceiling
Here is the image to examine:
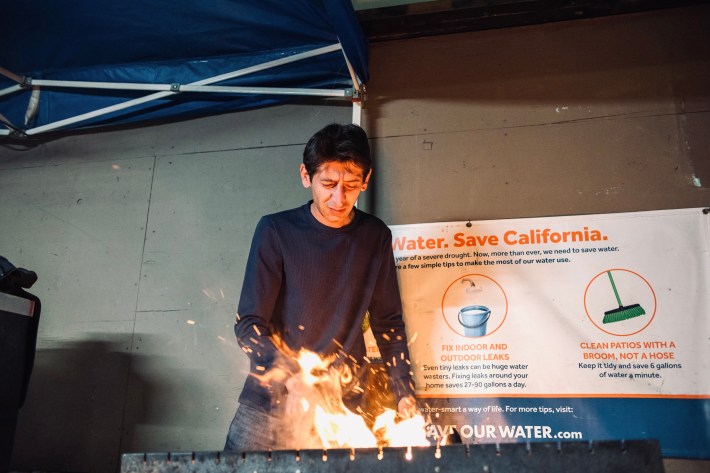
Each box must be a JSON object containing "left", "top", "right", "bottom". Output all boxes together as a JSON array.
[{"left": 356, "top": 0, "right": 710, "bottom": 41}]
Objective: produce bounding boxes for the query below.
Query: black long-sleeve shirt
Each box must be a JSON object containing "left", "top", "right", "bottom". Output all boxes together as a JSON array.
[{"left": 234, "top": 201, "right": 414, "bottom": 411}]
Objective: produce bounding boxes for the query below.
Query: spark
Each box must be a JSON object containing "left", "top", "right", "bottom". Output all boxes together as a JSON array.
[
  {"left": 186, "top": 320, "right": 196, "bottom": 325},
  {"left": 202, "top": 288, "right": 218, "bottom": 301}
]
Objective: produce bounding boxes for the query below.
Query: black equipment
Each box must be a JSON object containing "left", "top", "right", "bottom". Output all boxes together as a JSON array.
[{"left": 121, "top": 440, "right": 664, "bottom": 473}]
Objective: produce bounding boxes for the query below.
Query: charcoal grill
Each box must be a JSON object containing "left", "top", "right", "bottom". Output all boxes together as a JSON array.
[{"left": 121, "top": 440, "right": 663, "bottom": 472}]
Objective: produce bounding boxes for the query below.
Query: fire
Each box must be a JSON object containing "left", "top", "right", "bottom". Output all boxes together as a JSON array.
[
  {"left": 269, "top": 347, "right": 429, "bottom": 450},
  {"left": 314, "top": 405, "right": 377, "bottom": 448},
  {"left": 372, "top": 409, "right": 429, "bottom": 448}
]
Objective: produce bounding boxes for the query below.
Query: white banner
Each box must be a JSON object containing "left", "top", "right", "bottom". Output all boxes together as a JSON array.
[{"left": 391, "top": 208, "right": 710, "bottom": 399}]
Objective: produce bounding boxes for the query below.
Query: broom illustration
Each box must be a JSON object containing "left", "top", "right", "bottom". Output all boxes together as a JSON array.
[{"left": 603, "top": 270, "right": 646, "bottom": 324}]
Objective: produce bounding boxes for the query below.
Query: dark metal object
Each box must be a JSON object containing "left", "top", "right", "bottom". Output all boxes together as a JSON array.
[
  {"left": 121, "top": 439, "right": 664, "bottom": 472},
  {"left": 357, "top": 0, "right": 710, "bottom": 42},
  {"left": 0, "top": 291, "right": 38, "bottom": 473}
]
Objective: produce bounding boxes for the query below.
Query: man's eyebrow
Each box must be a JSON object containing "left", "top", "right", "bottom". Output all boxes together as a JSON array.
[{"left": 320, "top": 176, "right": 363, "bottom": 182}]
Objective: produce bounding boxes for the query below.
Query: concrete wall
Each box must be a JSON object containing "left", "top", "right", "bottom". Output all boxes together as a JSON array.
[
  {"left": 363, "top": 5, "right": 709, "bottom": 223},
  {"left": 1, "top": 4, "right": 708, "bottom": 473},
  {"left": 0, "top": 103, "right": 353, "bottom": 473}
]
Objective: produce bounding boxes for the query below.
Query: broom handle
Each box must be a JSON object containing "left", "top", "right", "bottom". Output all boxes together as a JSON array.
[{"left": 607, "top": 271, "right": 623, "bottom": 307}]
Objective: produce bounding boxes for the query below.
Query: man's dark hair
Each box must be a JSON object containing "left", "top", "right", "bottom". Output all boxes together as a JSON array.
[{"left": 302, "top": 123, "right": 371, "bottom": 179}]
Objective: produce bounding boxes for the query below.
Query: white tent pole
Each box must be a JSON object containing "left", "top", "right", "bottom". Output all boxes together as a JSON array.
[
  {"left": 339, "top": 44, "right": 364, "bottom": 126},
  {"left": 347, "top": 41, "right": 366, "bottom": 211},
  {"left": 351, "top": 96, "right": 366, "bottom": 211},
  {"left": 192, "top": 43, "right": 341, "bottom": 86},
  {"left": 26, "top": 93, "right": 173, "bottom": 135},
  {"left": 24, "top": 43, "right": 344, "bottom": 136},
  {"left": 352, "top": 100, "right": 362, "bottom": 126},
  {"left": 28, "top": 80, "right": 352, "bottom": 98},
  {"left": 339, "top": 43, "right": 362, "bottom": 97},
  {"left": 182, "top": 85, "right": 350, "bottom": 97},
  {"left": 0, "top": 84, "right": 22, "bottom": 99}
]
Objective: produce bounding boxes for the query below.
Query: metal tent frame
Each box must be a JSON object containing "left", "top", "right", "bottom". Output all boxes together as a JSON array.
[{"left": 0, "top": 42, "right": 364, "bottom": 138}]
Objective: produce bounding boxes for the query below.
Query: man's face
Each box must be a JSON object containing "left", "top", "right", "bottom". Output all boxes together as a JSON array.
[{"left": 300, "top": 161, "right": 371, "bottom": 228}]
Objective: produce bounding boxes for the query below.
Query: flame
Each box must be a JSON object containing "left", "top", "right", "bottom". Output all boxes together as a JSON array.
[
  {"left": 314, "top": 405, "right": 377, "bottom": 448},
  {"left": 372, "top": 409, "right": 429, "bottom": 448},
  {"left": 276, "top": 348, "right": 429, "bottom": 449}
]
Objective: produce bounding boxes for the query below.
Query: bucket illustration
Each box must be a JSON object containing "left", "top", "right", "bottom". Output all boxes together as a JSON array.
[{"left": 458, "top": 305, "right": 491, "bottom": 337}]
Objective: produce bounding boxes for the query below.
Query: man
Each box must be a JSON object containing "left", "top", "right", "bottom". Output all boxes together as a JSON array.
[{"left": 224, "top": 123, "right": 416, "bottom": 452}]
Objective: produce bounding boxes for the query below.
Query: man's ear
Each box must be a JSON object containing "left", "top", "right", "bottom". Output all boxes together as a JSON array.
[
  {"left": 361, "top": 168, "right": 372, "bottom": 191},
  {"left": 299, "top": 164, "right": 311, "bottom": 189}
]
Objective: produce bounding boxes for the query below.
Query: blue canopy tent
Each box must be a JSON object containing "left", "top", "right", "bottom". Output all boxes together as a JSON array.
[{"left": 0, "top": 0, "right": 368, "bottom": 138}]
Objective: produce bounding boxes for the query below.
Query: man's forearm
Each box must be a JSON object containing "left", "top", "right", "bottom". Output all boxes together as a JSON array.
[{"left": 234, "top": 316, "right": 278, "bottom": 370}]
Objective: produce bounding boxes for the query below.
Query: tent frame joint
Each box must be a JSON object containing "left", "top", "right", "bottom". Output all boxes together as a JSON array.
[
  {"left": 0, "top": 107, "right": 21, "bottom": 134},
  {"left": 352, "top": 85, "right": 366, "bottom": 102}
]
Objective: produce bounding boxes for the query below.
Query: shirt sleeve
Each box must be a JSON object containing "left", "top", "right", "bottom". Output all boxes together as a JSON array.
[
  {"left": 234, "top": 217, "right": 283, "bottom": 371},
  {"left": 368, "top": 229, "right": 416, "bottom": 402}
]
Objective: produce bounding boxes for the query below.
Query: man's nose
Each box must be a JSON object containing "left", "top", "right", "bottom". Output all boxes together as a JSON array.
[{"left": 332, "top": 183, "right": 346, "bottom": 204}]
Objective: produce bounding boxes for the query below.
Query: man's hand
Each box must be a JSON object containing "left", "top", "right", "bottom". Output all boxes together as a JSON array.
[{"left": 397, "top": 395, "right": 418, "bottom": 419}]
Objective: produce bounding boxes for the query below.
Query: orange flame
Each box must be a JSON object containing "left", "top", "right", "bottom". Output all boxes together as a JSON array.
[{"left": 270, "top": 347, "right": 429, "bottom": 449}]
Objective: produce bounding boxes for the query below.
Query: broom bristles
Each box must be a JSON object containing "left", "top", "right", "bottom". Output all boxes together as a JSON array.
[{"left": 602, "top": 303, "right": 646, "bottom": 324}]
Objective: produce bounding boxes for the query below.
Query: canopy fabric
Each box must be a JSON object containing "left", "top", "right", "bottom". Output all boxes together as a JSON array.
[{"left": 0, "top": 0, "right": 368, "bottom": 138}]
